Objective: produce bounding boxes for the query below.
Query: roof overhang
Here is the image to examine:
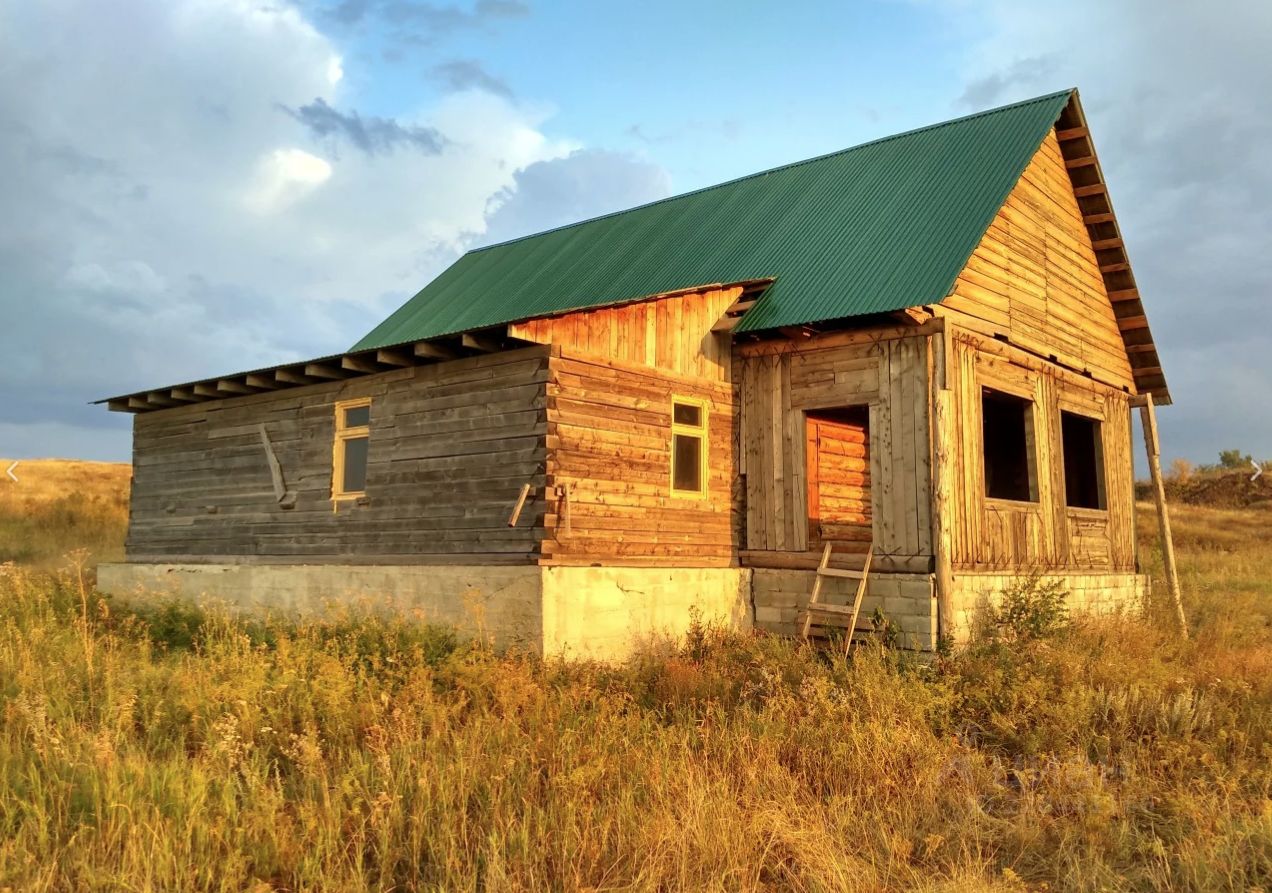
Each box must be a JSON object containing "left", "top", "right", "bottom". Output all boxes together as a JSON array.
[
  {"left": 98, "top": 279, "right": 775, "bottom": 414},
  {"left": 1054, "top": 91, "right": 1170, "bottom": 404},
  {"left": 96, "top": 326, "right": 532, "bottom": 413}
]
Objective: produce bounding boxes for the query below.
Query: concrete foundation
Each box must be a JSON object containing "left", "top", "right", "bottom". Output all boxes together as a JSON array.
[
  {"left": 947, "top": 571, "right": 1149, "bottom": 643},
  {"left": 752, "top": 569, "right": 938, "bottom": 650},
  {"left": 97, "top": 562, "right": 1149, "bottom": 658},
  {"left": 97, "top": 562, "right": 752, "bottom": 661}
]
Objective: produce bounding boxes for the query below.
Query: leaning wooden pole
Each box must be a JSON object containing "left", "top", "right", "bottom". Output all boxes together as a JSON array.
[
  {"left": 929, "top": 323, "right": 956, "bottom": 647},
  {"left": 1135, "top": 393, "right": 1187, "bottom": 638}
]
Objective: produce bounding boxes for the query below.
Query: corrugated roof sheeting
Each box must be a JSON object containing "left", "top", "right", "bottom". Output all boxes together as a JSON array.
[{"left": 352, "top": 90, "right": 1074, "bottom": 350}]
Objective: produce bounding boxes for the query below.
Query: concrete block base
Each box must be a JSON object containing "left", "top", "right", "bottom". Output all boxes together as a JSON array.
[
  {"left": 947, "top": 571, "right": 1149, "bottom": 644},
  {"left": 752, "top": 569, "right": 938, "bottom": 650},
  {"left": 97, "top": 562, "right": 753, "bottom": 661},
  {"left": 97, "top": 562, "right": 1150, "bottom": 658}
]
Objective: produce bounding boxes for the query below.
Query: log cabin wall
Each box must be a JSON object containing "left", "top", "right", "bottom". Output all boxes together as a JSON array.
[
  {"left": 939, "top": 128, "right": 1136, "bottom": 392},
  {"left": 943, "top": 327, "right": 1136, "bottom": 571},
  {"left": 126, "top": 346, "right": 552, "bottom": 564},
  {"left": 542, "top": 348, "right": 738, "bottom": 566},
  {"left": 734, "top": 325, "right": 934, "bottom": 571},
  {"left": 509, "top": 285, "right": 743, "bottom": 383}
]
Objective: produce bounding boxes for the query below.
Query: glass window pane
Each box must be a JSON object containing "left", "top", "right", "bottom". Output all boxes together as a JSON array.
[
  {"left": 343, "top": 405, "right": 370, "bottom": 428},
  {"left": 342, "top": 436, "right": 369, "bottom": 493},
  {"left": 672, "top": 433, "right": 702, "bottom": 492},
  {"left": 673, "top": 402, "right": 702, "bottom": 427}
]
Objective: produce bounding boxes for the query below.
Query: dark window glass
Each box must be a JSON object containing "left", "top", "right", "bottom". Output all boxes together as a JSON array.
[
  {"left": 673, "top": 402, "right": 702, "bottom": 427},
  {"left": 672, "top": 433, "right": 703, "bottom": 493},
  {"left": 982, "top": 388, "right": 1036, "bottom": 502},
  {"left": 1062, "top": 411, "right": 1105, "bottom": 509},
  {"left": 344, "top": 405, "right": 370, "bottom": 428},
  {"left": 342, "top": 435, "right": 369, "bottom": 493}
]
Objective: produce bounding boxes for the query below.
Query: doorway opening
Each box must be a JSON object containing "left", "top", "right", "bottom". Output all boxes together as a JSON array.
[{"left": 805, "top": 407, "right": 871, "bottom": 553}]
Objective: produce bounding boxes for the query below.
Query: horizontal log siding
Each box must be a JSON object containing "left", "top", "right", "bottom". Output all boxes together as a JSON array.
[
  {"left": 126, "top": 347, "right": 551, "bottom": 564},
  {"left": 941, "top": 129, "right": 1135, "bottom": 391},
  {"left": 542, "top": 349, "right": 738, "bottom": 565}
]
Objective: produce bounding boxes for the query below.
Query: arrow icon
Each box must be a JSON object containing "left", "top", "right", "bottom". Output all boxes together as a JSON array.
[
  {"left": 1254, "top": 459, "right": 1264, "bottom": 483},
  {"left": 5, "top": 462, "right": 16, "bottom": 483}
]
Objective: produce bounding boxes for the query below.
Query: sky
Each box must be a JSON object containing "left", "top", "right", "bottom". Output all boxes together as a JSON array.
[{"left": 0, "top": 0, "right": 1269, "bottom": 466}]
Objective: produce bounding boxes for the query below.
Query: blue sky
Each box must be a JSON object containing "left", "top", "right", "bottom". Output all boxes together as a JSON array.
[{"left": 0, "top": 0, "right": 1269, "bottom": 466}]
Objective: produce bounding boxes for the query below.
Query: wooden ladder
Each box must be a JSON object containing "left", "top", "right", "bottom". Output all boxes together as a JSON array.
[{"left": 799, "top": 542, "right": 874, "bottom": 650}]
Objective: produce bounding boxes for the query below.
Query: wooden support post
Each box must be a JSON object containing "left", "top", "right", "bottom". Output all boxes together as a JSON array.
[
  {"left": 929, "top": 321, "right": 956, "bottom": 646},
  {"left": 932, "top": 388, "right": 956, "bottom": 645},
  {"left": 1135, "top": 393, "right": 1187, "bottom": 638}
]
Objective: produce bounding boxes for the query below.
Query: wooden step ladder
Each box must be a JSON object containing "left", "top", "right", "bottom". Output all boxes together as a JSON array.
[{"left": 799, "top": 542, "right": 874, "bottom": 651}]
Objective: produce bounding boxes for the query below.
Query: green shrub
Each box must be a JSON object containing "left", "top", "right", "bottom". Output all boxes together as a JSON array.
[{"left": 986, "top": 575, "right": 1070, "bottom": 643}]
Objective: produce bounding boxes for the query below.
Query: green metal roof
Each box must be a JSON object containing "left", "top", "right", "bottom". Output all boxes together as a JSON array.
[{"left": 353, "top": 90, "right": 1074, "bottom": 351}]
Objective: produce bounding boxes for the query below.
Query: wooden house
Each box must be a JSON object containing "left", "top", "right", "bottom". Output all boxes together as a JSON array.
[{"left": 98, "top": 89, "right": 1166, "bottom": 657}]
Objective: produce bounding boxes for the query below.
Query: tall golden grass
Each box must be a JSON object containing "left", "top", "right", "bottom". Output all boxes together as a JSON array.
[
  {"left": 0, "top": 459, "right": 129, "bottom": 567},
  {"left": 0, "top": 462, "right": 1269, "bottom": 891}
]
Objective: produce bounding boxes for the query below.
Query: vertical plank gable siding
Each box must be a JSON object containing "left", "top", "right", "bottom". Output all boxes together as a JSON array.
[
  {"left": 509, "top": 286, "right": 742, "bottom": 382},
  {"left": 734, "top": 329, "right": 933, "bottom": 564},
  {"left": 542, "top": 349, "right": 738, "bottom": 565},
  {"left": 126, "top": 347, "right": 552, "bottom": 564},
  {"left": 945, "top": 329, "right": 1136, "bottom": 571},
  {"left": 942, "top": 129, "right": 1135, "bottom": 391}
]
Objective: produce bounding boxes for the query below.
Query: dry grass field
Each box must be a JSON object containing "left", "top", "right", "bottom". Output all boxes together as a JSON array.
[{"left": 0, "top": 461, "right": 1270, "bottom": 891}]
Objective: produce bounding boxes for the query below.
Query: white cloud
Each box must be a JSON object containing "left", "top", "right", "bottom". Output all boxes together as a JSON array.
[
  {"left": 244, "top": 148, "right": 334, "bottom": 214},
  {"left": 0, "top": 0, "right": 669, "bottom": 460}
]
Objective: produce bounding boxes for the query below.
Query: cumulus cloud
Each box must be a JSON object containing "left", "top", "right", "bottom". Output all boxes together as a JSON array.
[
  {"left": 0, "top": 0, "right": 664, "bottom": 461},
  {"left": 939, "top": 0, "right": 1272, "bottom": 464},
  {"left": 244, "top": 148, "right": 333, "bottom": 213}
]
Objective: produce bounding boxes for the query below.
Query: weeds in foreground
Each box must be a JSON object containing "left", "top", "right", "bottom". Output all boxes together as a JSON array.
[{"left": 1, "top": 559, "right": 1271, "bottom": 892}]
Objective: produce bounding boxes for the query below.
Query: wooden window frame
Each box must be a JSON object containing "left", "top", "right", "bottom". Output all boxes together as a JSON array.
[
  {"left": 1059, "top": 408, "right": 1108, "bottom": 513},
  {"left": 669, "top": 395, "right": 710, "bottom": 499},
  {"left": 332, "top": 397, "right": 371, "bottom": 501},
  {"left": 979, "top": 386, "right": 1040, "bottom": 507}
]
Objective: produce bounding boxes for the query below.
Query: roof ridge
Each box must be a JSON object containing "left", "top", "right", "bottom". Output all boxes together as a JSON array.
[{"left": 468, "top": 88, "right": 1076, "bottom": 256}]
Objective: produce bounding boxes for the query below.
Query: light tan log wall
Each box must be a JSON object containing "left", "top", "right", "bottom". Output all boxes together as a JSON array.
[
  {"left": 944, "top": 328, "right": 1136, "bottom": 571},
  {"left": 509, "top": 285, "right": 741, "bottom": 382},
  {"left": 542, "top": 348, "right": 738, "bottom": 566},
  {"left": 940, "top": 128, "right": 1135, "bottom": 391},
  {"left": 126, "top": 347, "right": 552, "bottom": 564},
  {"left": 734, "top": 327, "right": 932, "bottom": 568}
]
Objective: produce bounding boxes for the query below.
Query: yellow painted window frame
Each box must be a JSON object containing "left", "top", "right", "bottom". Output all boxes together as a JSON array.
[
  {"left": 332, "top": 397, "right": 371, "bottom": 501},
  {"left": 669, "top": 395, "right": 710, "bottom": 499}
]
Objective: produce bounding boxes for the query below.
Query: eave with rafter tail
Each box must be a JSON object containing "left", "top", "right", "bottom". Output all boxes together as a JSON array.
[
  {"left": 1053, "top": 91, "right": 1169, "bottom": 404},
  {"left": 95, "top": 326, "right": 528, "bottom": 413}
]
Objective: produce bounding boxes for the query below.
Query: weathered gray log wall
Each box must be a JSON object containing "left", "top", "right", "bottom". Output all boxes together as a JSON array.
[{"left": 126, "top": 346, "right": 551, "bottom": 564}]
